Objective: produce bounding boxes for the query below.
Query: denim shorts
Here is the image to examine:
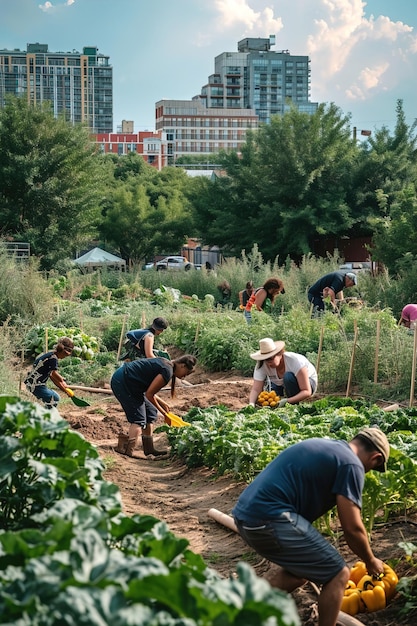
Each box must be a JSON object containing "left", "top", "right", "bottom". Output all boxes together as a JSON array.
[
  {"left": 110, "top": 366, "right": 157, "bottom": 428},
  {"left": 234, "top": 511, "right": 346, "bottom": 585}
]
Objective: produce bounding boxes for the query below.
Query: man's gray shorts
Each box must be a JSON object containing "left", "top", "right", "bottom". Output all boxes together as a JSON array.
[{"left": 234, "top": 511, "right": 346, "bottom": 585}]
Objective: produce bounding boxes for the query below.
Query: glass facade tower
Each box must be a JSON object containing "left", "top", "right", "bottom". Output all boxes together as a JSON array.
[{"left": 0, "top": 43, "right": 113, "bottom": 133}]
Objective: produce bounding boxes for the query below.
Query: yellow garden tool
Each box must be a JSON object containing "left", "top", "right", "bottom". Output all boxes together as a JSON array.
[{"left": 165, "top": 411, "right": 190, "bottom": 427}]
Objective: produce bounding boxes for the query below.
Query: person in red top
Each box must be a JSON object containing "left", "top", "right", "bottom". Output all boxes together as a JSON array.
[{"left": 244, "top": 277, "right": 285, "bottom": 324}]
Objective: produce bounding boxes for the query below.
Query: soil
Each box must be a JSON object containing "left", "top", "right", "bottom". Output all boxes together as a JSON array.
[{"left": 56, "top": 361, "right": 417, "bottom": 626}]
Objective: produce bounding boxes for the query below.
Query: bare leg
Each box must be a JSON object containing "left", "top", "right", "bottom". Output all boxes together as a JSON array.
[
  {"left": 317, "top": 566, "right": 350, "bottom": 626},
  {"left": 265, "top": 565, "right": 306, "bottom": 593},
  {"left": 128, "top": 423, "right": 140, "bottom": 439}
]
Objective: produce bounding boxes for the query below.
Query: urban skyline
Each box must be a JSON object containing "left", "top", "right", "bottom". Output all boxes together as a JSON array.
[{"left": 1, "top": 0, "right": 416, "bottom": 134}]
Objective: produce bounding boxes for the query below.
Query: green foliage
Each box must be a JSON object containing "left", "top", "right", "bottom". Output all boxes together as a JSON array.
[
  {"left": 371, "top": 186, "right": 417, "bottom": 274},
  {"left": 161, "top": 398, "right": 417, "bottom": 533},
  {"left": 24, "top": 325, "right": 100, "bottom": 360},
  {"left": 190, "top": 103, "right": 357, "bottom": 260},
  {"left": 0, "top": 248, "right": 55, "bottom": 324},
  {"left": 99, "top": 162, "right": 193, "bottom": 264},
  {"left": 0, "top": 396, "right": 301, "bottom": 625},
  {"left": 0, "top": 396, "right": 118, "bottom": 530},
  {"left": 0, "top": 96, "right": 107, "bottom": 270}
]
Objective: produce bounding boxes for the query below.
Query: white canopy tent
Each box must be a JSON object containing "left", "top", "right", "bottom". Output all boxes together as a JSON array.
[{"left": 73, "top": 247, "right": 126, "bottom": 272}]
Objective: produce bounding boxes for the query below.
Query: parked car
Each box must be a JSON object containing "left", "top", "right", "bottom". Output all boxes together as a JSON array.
[
  {"left": 339, "top": 262, "right": 371, "bottom": 274},
  {"left": 155, "top": 256, "right": 194, "bottom": 271},
  {"left": 143, "top": 262, "right": 155, "bottom": 270}
]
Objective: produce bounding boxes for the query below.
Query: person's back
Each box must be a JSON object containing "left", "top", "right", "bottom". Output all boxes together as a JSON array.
[
  {"left": 308, "top": 271, "right": 345, "bottom": 297},
  {"left": 232, "top": 437, "right": 363, "bottom": 524},
  {"left": 400, "top": 304, "right": 417, "bottom": 328}
]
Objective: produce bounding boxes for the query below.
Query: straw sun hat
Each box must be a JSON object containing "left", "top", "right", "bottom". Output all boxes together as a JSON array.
[{"left": 250, "top": 338, "right": 285, "bottom": 361}]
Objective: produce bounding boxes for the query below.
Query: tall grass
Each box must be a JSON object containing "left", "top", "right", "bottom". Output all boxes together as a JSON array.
[{"left": 3, "top": 247, "right": 417, "bottom": 403}]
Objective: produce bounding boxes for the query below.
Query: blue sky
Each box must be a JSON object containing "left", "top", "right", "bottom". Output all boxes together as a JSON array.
[{"left": 1, "top": 0, "right": 416, "bottom": 133}]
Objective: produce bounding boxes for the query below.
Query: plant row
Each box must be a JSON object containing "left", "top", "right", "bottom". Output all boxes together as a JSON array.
[{"left": 0, "top": 395, "right": 300, "bottom": 625}]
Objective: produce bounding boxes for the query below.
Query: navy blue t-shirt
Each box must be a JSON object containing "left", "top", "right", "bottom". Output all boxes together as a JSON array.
[
  {"left": 122, "top": 357, "right": 173, "bottom": 396},
  {"left": 308, "top": 272, "right": 346, "bottom": 297},
  {"left": 232, "top": 438, "right": 364, "bottom": 524}
]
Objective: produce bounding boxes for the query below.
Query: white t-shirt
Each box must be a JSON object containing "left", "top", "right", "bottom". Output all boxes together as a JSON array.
[{"left": 253, "top": 351, "right": 318, "bottom": 387}]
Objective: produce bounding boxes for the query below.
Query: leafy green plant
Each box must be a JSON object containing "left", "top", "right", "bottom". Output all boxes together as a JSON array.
[
  {"left": 24, "top": 325, "right": 100, "bottom": 360},
  {"left": 160, "top": 398, "right": 417, "bottom": 533},
  {"left": 0, "top": 395, "right": 301, "bottom": 625}
]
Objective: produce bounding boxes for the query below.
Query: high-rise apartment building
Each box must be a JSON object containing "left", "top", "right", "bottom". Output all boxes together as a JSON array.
[
  {"left": 154, "top": 36, "right": 317, "bottom": 162},
  {"left": 155, "top": 98, "right": 258, "bottom": 165},
  {"left": 199, "top": 36, "right": 317, "bottom": 124},
  {"left": 0, "top": 43, "right": 113, "bottom": 133}
]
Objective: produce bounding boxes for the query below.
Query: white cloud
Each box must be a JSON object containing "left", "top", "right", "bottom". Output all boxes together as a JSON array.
[
  {"left": 214, "top": 0, "right": 283, "bottom": 34},
  {"left": 207, "top": 0, "right": 416, "bottom": 110},
  {"left": 39, "top": 0, "right": 75, "bottom": 11},
  {"left": 345, "top": 62, "right": 389, "bottom": 100},
  {"left": 39, "top": 1, "right": 54, "bottom": 10}
]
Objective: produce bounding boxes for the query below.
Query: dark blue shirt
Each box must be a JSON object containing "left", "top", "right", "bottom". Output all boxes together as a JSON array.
[
  {"left": 308, "top": 272, "right": 347, "bottom": 297},
  {"left": 122, "top": 357, "right": 173, "bottom": 396},
  {"left": 232, "top": 438, "right": 364, "bottom": 524}
]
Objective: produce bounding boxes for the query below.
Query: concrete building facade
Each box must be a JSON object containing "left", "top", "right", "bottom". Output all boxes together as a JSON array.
[
  {"left": 155, "top": 98, "right": 258, "bottom": 165},
  {"left": 0, "top": 43, "right": 113, "bottom": 133},
  {"left": 199, "top": 36, "right": 318, "bottom": 124}
]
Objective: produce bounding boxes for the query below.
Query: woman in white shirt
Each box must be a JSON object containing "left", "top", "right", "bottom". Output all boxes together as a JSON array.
[{"left": 248, "top": 338, "right": 318, "bottom": 407}]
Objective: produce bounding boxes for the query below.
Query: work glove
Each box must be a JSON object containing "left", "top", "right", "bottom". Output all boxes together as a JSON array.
[{"left": 278, "top": 398, "right": 288, "bottom": 408}]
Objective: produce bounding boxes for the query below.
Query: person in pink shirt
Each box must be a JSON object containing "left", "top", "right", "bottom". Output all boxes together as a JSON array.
[{"left": 399, "top": 304, "right": 417, "bottom": 328}]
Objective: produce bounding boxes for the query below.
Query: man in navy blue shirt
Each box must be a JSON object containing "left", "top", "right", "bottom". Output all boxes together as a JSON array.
[
  {"left": 232, "top": 428, "right": 389, "bottom": 626},
  {"left": 308, "top": 271, "right": 357, "bottom": 315}
]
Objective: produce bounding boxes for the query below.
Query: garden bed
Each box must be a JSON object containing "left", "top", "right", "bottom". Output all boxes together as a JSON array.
[{"left": 54, "top": 370, "right": 417, "bottom": 626}]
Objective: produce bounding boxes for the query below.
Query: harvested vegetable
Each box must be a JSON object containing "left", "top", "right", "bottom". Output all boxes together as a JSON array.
[
  {"left": 341, "top": 561, "right": 398, "bottom": 614},
  {"left": 257, "top": 390, "right": 280, "bottom": 407}
]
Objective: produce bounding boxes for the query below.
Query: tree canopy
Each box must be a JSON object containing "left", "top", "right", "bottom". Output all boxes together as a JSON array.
[
  {"left": 0, "top": 97, "right": 107, "bottom": 269},
  {"left": 99, "top": 156, "right": 193, "bottom": 264}
]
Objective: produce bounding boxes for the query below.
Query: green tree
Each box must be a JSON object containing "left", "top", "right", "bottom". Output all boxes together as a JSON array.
[
  {"left": 190, "top": 103, "right": 357, "bottom": 260},
  {"left": 351, "top": 100, "right": 417, "bottom": 229},
  {"left": 99, "top": 164, "right": 193, "bottom": 263},
  {"left": 0, "top": 97, "right": 107, "bottom": 269},
  {"left": 371, "top": 185, "right": 417, "bottom": 273}
]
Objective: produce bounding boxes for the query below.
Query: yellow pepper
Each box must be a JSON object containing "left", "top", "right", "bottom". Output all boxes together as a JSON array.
[
  {"left": 341, "top": 589, "right": 362, "bottom": 616},
  {"left": 357, "top": 574, "right": 374, "bottom": 590},
  {"left": 360, "top": 580, "right": 386, "bottom": 612},
  {"left": 376, "top": 564, "right": 399, "bottom": 601},
  {"left": 345, "top": 579, "right": 357, "bottom": 591},
  {"left": 350, "top": 561, "right": 367, "bottom": 585}
]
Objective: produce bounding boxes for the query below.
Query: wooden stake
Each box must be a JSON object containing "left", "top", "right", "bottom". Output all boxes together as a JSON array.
[
  {"left": 194, "top": 320, "right": 200, "bottom": 344},
  {"left": 19, "top": 346, "right": 24, "bottom": 395},
  {"left": 316, "top": 325, "right": 324, "bottom": 376},
  {"left": 346, "top": 323, "right": 358, "bottom": 398},
  {"left": 141, "top": 311, "right": 146, "bottom": 328},
  {"left": 374, "top": 319, "right": 380, "bottom": 384},
  {"left": 45, "top": 327, "right": 48, "bottom": 353},
  {"left": 409, "top": 327, "right": 417, "bottom": 407},
  {"left": 116, "top": 314, "right": 128, "bottom": 361}
]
